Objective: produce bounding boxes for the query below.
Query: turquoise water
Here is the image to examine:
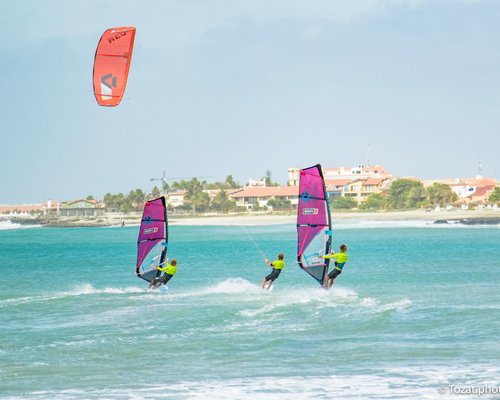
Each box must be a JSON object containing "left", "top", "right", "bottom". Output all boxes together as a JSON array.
[{"left": 1, "top": 221, "right": 499, "bottom": 399}]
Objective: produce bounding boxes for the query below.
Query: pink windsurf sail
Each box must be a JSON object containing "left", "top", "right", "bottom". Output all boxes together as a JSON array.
[
  {"left": 136, "top": 196, "right": 168, "bottom": 283},
  {"left": 297, "top": 164, "right": 332, "bottom": 285}
]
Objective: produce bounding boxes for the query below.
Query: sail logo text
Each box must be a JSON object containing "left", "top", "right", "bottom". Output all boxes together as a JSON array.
[
  {"left": 143, "top": 227, "right": 158, "bottom": 234},
  {"left": 107, "top": 31, "right": 128, "bottom": 44},
  {"left": 302, "top": 208, "right": 319, "bottom": 215}
]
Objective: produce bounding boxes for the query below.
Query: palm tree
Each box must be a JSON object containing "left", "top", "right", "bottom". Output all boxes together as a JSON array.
[
  {"left": 224, "top": 175, "right": 239, "bottom": 189},
  {"left": 213, "top": 189, "right": 236, "bottom": 213},
  {"left": 427, "top": 183, "right": 457, "bottom": 206},
  {"left": 151, "top": 186, "right": 161, "bottom": 199},
  {"left": 128, "top": 189, "right": 146, "bottom": 210}
]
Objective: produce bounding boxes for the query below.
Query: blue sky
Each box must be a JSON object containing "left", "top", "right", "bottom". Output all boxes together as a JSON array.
[{"left": 1, "top": 0, "right": 499, "bottom": 203}]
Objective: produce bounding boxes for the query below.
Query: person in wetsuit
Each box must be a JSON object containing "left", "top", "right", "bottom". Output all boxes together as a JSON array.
[
  {"left": 148, "top": 258, "right": 177, "bottom": 289},
  {"left": 322, "top": 244, "right": 348, "bottom": 289},
  {"left": 261, "top": 253, "right": 285, "bottom": 290}
]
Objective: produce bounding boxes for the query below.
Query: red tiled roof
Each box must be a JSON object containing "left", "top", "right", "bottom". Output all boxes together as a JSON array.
[
  {"left": 323, "top": 165, "right": 390, "bottom": 175},
  {"left": 231, "top": 186, "right": 299, "bottom": 198},
  {"left": 203, "top": 189, "right": 243, "bottom": 198},
  {"left": 43, "top": 201, "right": 61, "bottom": 209},
  {"left": 363, "top": 178, "right": 387, "bottom": 185},
  {"left": 0, "top": 204, "right": 43, "bottom": 213},
  {"left": 63, "top": 199, "right": 97, "bottom": 206},
  {"left": 325, "top": 179, "right": 353, "bottom": 186},
  {"left": 441, "top": 178, "right": 496, "bottom": 186},
  {"left": 469, "top": 186, "right": 494, "bottom": 199}
]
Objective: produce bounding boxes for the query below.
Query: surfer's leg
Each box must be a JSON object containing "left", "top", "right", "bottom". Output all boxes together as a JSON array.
[{"left": 263, "top": 270, "right": 274, "bottom": 289}]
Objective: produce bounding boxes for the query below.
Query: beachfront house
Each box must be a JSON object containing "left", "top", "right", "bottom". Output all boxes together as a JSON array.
[
  {"left": 447, "top": 178, "right": 496, "bottom": 205},
  {"left": 59, "top": 199, "right": 105, "bottom": 217},
  {"left": 230, "top": 186, "right": 299, "bottom": 210},
  {"left": 323, "top": 165, "right": 392, "bottom": 180},
  {"left": 0, "top": 204, "right": 43, "bottom": 215},
  {"left": 424, "top": 178, "right": 497, "bottom": 205},
  {"left": 339, "top": 178, "right": 391, "bottom": 205},
  {"left": 166, "top": 190, "right": 188, "bottom": 208},
  {"left": 203, "top": 189, "right": 243, "bottom": 202},
  {"left": 288, "top": 165, "right": 393, "bottom": 204},
  {"left": 42, "top": 199, "right": 61, "bottom": 216},
  {"left": 324, "top": 179, "right": 351, "bottom": 200}
]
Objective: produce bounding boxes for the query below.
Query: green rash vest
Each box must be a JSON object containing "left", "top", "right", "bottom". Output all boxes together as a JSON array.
[
  {"left": 324, "top": 252, "right": 348, "bottom": 265},
  {"left": 158, "top": 262, "right": 177, "bottom": 276},
  {"left": 271, "top": 260, "right": 285, "bottom": 270}
]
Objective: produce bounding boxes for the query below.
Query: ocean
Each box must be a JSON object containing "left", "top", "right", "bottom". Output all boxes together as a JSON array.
[{"left": 0, "top": 221, "right": 499, "bottom": 399}]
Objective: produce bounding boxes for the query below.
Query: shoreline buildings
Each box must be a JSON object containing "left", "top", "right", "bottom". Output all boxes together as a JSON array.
[{"left": 1, "top": 166, "right": 498, "bottom": 213}]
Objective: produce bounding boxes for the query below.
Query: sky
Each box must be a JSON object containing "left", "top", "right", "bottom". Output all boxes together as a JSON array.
[{"left": 1, "top": 0, "right": 499, "bottom": 204}]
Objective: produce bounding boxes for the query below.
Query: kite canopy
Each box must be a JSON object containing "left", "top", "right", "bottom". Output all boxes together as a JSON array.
[{"left": 93, "top": 26, "right": 136, "bottom": 107}]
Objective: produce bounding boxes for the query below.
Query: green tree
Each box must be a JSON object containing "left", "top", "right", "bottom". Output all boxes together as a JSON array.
[
  {"left": 263, "top": 170, "right": 279, "bottom": 186},
  {"left": 331, "top": 196, "right": 357, "bottom": 210},
  {"left": 426, "top": 183, "right": 457, "bottom": 206},
  {"left": 212, "top": 190, "right": 236, "bottom": 212},
  {"left": 489, "top": 187, "right": 500, "bottom": 204},
  {"left": 162, "top": 180, "right": 170, "bottom": 193},
  {"left": 151, "top": 186, "right": 161, "bottom": 199},
  {"left": 252, "top": 202, "right": 262, "bottom": 211},
  {"left": 172, "top": 179, "right": 190, "bottom": 191},
  {"left": 103, "top": 192, "right": 134, "bottom": 212},
  {"left": 267, "top": 197, "right": 291, "bottom": 210},
  {"left": 224, "top": 175, "right": 240, "bottom": 189},
  {"left": 205, "top": 176, "right": 240, "bottom": 190},
  {"left": 104, "top": 192, "right": 113, "bottom": 207},
  {"left": 128, "top": 189, "right": 146, "bottom": 211},
  {"left": 86, "top": 195, "right": 95, "bottom": 200},
  {"left": 359, "top": 193, "right": 387, "bottom": 210},
  {"left": 190, "top": 191, "right": 210, "bottom": 212},
  {"left": 184, "top": 178, "right": 209, "bottom": 212},
  {"left": 388, "top": 179, "right": 425, "bottom": 209},
  {"left": 406, "top": 185, "right": 427, "bottom": 208}
]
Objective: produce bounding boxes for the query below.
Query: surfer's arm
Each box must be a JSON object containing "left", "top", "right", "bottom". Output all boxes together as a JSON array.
[
  {"left": 157, "top": 263, "right": 169, "bottom": 272},
  {"left": 264, "top": 258, "right": 273, "bottom": 267},
  {"left": 322, "top": 253, "right": 336, "bottom": 260}
]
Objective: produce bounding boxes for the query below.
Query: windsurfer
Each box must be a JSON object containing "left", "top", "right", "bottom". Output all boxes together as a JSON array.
[
  {"left": 322, "top": 244, "right": 348, "bottom": 289},
  {"left": 261, "top": 253, "right": 285, "bottom": 290},
  {"left": 149, "top": 258, "right": 177, "bottom": 289}
]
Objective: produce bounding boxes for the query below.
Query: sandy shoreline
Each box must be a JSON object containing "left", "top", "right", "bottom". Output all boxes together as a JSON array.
[
  {"left": 9, "top": 209, "right": 497, "bottom": 228},
  {"left": 169, "top": 209, "right": 500, "bottom": 226}
]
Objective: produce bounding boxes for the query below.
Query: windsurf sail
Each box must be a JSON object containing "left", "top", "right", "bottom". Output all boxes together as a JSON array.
[
  {"left": 297, "top": 164, "right": 332, "bottom": 285},
  {"left": 93, "top": 26, "right": 136, "bottom": 107},
  {"left": 136, "top": 196, "right": 168, "bottom": 283}
]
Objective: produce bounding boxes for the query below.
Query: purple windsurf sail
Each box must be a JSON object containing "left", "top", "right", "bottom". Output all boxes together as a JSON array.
[
  {"left": 136, "top": 196, "right": 168, "bottom": 283},
  {"left": 297, "top": 164, "right": 332, "bottom": 285}
]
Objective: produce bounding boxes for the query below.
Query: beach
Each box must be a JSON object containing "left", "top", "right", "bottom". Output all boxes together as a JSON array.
[
  {"left": 8, "top": 208, "right": 497, "bottom": 229},
  {"left": 168, "top": 208, "right": 500, "bottom": 226}
]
